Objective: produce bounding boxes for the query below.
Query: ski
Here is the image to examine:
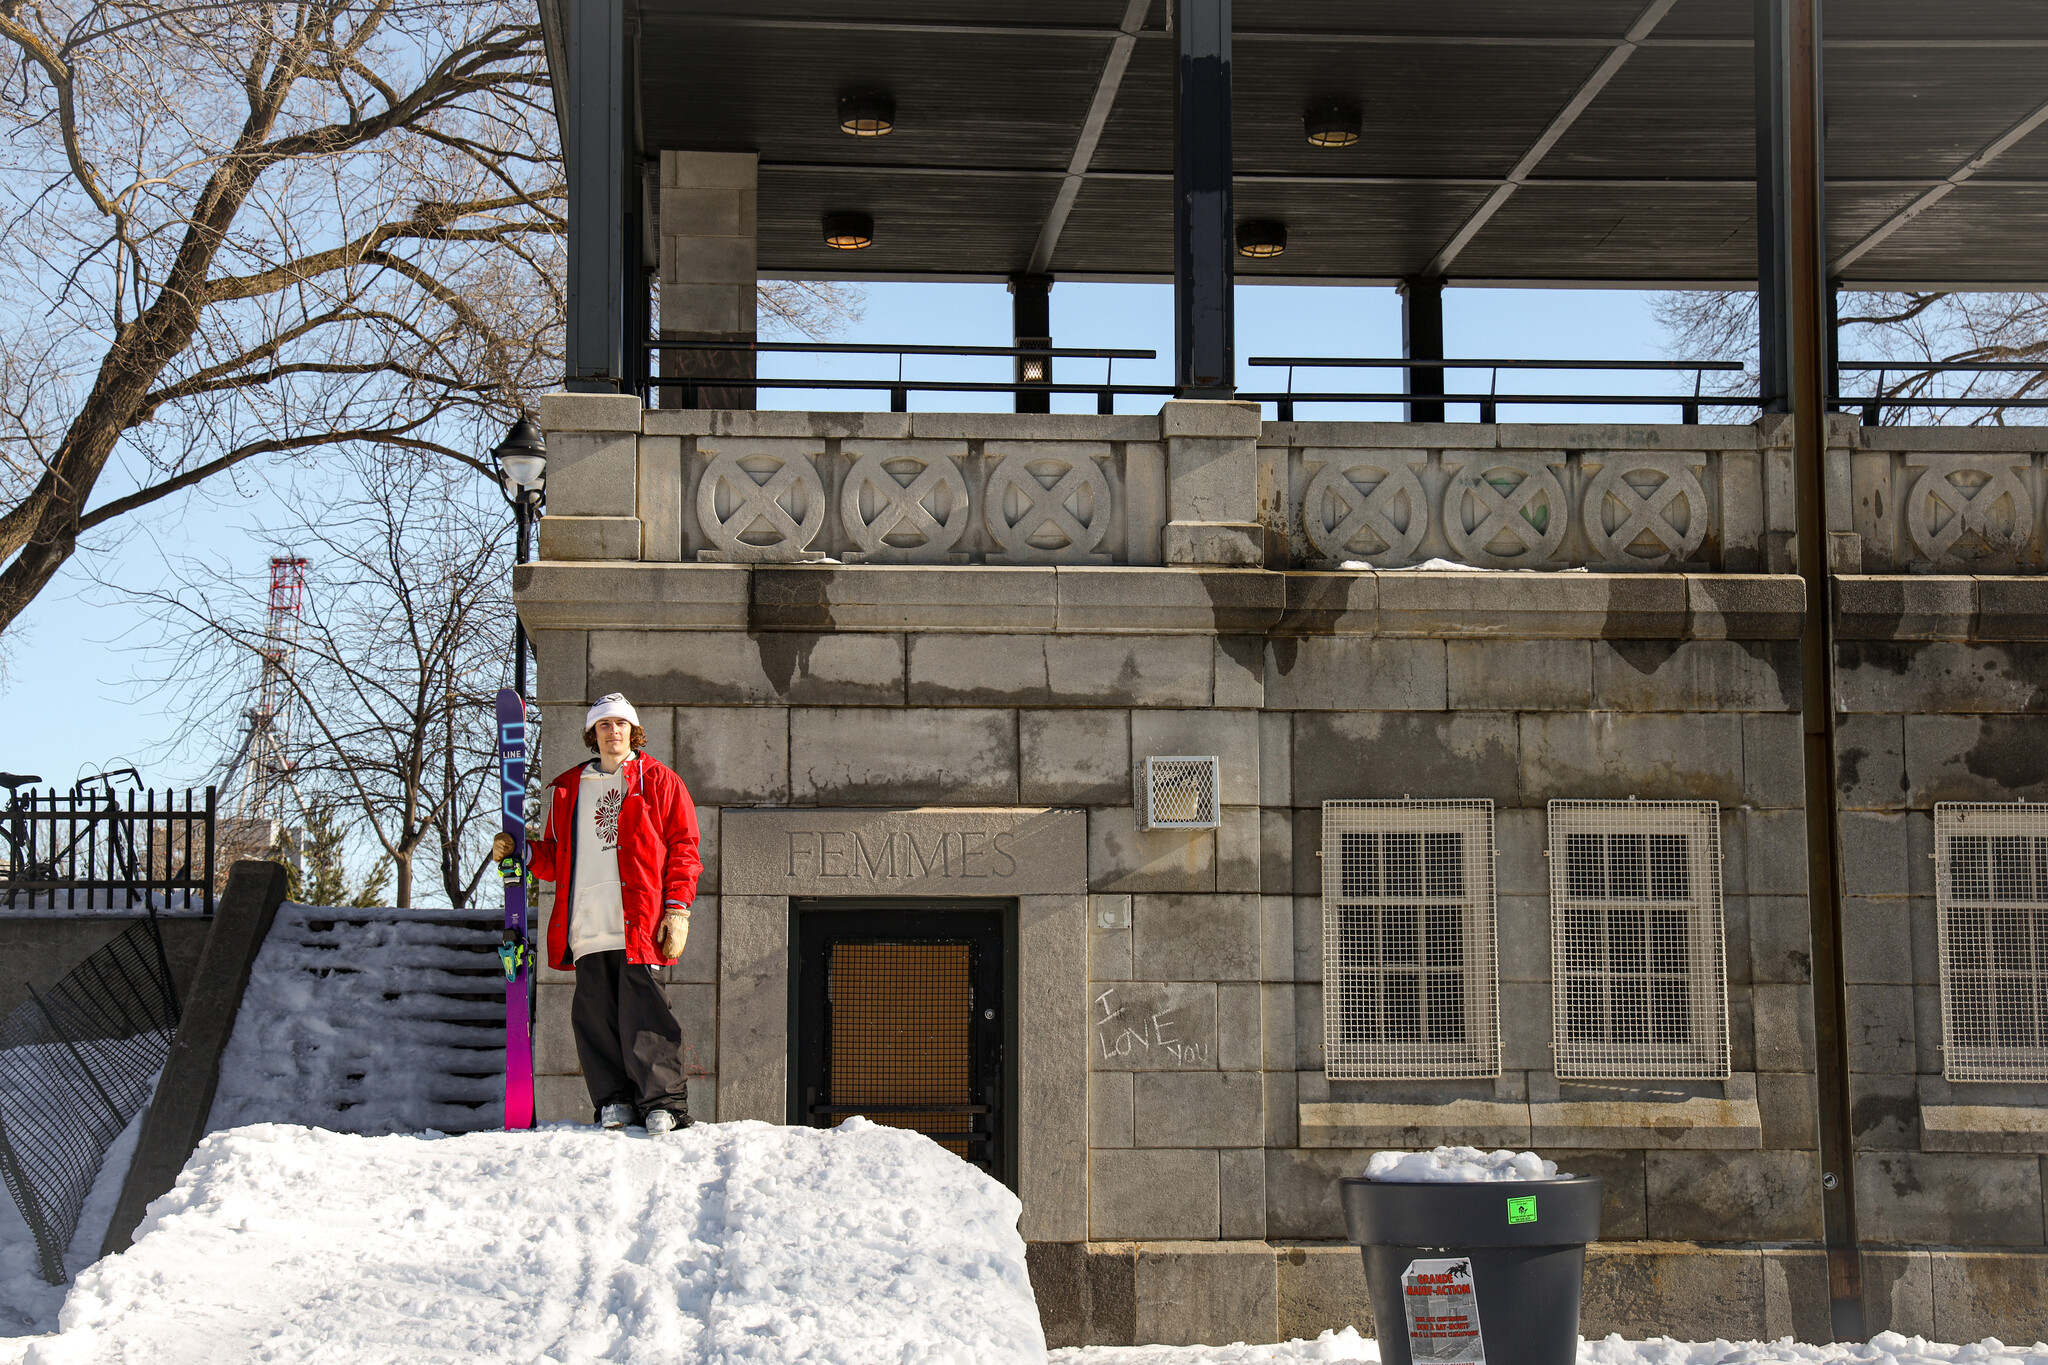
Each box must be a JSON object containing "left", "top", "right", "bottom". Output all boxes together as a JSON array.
[{"left": 495, "top": 688, "right": 535, "bottom": 1130}]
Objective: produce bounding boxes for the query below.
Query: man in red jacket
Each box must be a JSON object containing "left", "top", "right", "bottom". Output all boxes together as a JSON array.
[{"left": 491, "top": 693, "right": 701, "bottom": 1133}]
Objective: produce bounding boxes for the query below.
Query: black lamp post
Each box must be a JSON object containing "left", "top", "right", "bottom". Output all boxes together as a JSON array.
[{"left": 493, "top": 418, "right": 547, "bottom": 699}]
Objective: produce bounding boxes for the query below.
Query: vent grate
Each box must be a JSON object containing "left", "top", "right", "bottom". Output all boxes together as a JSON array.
[
  {"left": 1548, "top": 799, "right": 1729, "bottom": 1080},
  {"left": 1322, "top": 800, "right": 1500, "bottom": 1079},
  {"left": 1141, "top": 756, "right": 1221, "bottom": 830},
  {"left": 1935, "top": 803, "right": 2048, "bottom": 1083}
]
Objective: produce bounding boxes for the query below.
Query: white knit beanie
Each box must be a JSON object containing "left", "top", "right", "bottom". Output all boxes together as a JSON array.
[{"left": 584, "top": 693, "right": 640, "bottom": 731}]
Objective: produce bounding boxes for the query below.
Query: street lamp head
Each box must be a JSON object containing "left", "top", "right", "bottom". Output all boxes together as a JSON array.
[{"left": 494, "top": 418, "right": 547, "bottom": 496}]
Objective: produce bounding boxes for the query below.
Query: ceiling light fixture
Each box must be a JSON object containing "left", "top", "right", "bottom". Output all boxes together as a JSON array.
[
  {"left": 823, "top": 212, "right": 874, "bottom": 249},
  {"left": 1236, "top": 220, "right": 1287, "bottom": 258},
  {"left": 838, "top": 93, "right": 895, "bottom": 136},
  {"left": 1304, "top": 105, "right": 1361, "bottom": 148}
]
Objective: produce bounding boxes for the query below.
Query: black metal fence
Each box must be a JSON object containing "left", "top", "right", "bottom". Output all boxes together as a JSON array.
[
  {"left": 0, "top": 915, "right": 181, "bottom": 1282},
  {"left": 2, "top": 787, "right": 215, "bottom": 914}
]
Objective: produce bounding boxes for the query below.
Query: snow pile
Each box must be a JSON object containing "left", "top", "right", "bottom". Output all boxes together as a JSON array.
[
  {"left": 1365, "top": 1147, "right": 1564, "bottom": 1182},
  {"left": 208, "top": 904, "right": 505, "bottom": 1135},
  {"left": 1581, "top": 1336, "right": 2048, "bottom": 1365},
  {"left": 0, "top": 1108, "right": 146, "bottom": 1339},
  {"left": 1054, "top": 1329, "right": 1377, "bottom": 1362},
  {"left": 6, "top": 1116, "right": 1042, "bottom": 1364}
]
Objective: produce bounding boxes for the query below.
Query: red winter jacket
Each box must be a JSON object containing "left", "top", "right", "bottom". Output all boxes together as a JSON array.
[{"left": 529, "top": 750, "right": 701, "bottom": 970}]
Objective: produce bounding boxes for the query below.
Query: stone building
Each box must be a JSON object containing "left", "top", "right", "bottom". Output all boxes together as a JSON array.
[{"left": 525, "top": 0, "right": 2048, "bottom": 1348}]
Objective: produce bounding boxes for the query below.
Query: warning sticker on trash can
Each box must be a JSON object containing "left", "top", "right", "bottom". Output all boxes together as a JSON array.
[{"left": 1401, "top": 1257, "right": 1486, "bottom": 1365}]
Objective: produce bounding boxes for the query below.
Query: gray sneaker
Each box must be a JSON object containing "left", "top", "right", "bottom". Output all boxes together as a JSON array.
[
  {"left": 599, "top": 1102, "right": 633, "bottom": 1130},
  {"left": 644, "top": 1109, "right": 677, "bottom": 1136}
]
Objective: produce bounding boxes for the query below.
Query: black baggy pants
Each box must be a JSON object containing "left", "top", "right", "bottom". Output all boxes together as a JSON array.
[{"left": 570, "top": 949, "right": 691, "bottom": 1119}]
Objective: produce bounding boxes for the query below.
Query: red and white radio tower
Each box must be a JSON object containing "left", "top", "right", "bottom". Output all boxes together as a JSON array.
[{"left": 222, "top": 556, "right": 309, "bottom": 823}]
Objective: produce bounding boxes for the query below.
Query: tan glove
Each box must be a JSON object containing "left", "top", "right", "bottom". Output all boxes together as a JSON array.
[
  {"left": 656, "top": 910, "right": 691, "bottom": 959},
  {"left": 490, "top": 832, "right": 516, "bottom": 863}
]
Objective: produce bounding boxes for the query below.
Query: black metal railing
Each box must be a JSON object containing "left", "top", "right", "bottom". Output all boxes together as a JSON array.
[
  {"left": 1837, "top": 361, "right": 2048, "bottom": 423},
  {"left": 2, "top": 786, "right": 216, "bottom": 914},
  {"left": 1243, "top": 357, "right": 1752, "bottom": 423},
  {"left": 0, "top": 915, "right": 181, "bottom": 1282},
  {"left": 642, "top": 339, "right": 1166, "bottom": 414}
]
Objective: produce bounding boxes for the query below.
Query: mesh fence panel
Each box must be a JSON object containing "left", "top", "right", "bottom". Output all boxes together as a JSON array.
[
  {"left": 1547, "top": 800, "right": 1729, "bottom": 1080},
  {"left": 1322, "top": 800, "right": 1500, "bottom": 1079},
  {"left": 0, "top": 917, "right": 180, "bottom": 1283},
  {"left": 1935, "top": 802, "right": 2048, "bottom": 1083},
  {"left": 1144, "top": 757, "right": 1220, "bottom": 829},
  {"left": 826, "top": 942, "right": 976, "bottom": 1158}
]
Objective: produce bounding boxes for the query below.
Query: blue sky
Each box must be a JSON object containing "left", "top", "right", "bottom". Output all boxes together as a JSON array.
[{"left": 0, "top": 282, "right": 1687, "bottom": 791}]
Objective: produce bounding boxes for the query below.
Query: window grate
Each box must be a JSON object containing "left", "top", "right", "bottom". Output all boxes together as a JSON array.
[
  {"left": 1141, "top": 756, "right": 1221, "bottom": 830},
  {"left": 1322, "top": 800, "right": 1500, "bottom": 1079},
  {"left": 1935, "top": 803, "right": 2048, "bottom": 1083},
  {"left": 1548, "top": 800, "right": 1729, "bottom": 1080}
]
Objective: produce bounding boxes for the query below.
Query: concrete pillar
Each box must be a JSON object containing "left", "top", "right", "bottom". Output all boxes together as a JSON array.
[
  {"left": 1160, "top": 399, "right": 1263, "bottom": 566},
  {"left": 658, "top": 150, "right": 757, "bottom": 410}
]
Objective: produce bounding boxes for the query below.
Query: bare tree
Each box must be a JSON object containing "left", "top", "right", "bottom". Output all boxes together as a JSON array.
[
  {"left": 130, "top": 450, "right": 511, "bottom": 907},
  {"left": 0, "top": 0, "right": 563, "bottom": 640},
  {"left": 1654, "top": 290, "right": 2048, "bottom": 422}
]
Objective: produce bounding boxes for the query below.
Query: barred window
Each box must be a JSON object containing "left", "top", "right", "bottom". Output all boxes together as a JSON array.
[
  {"left": 1322, "top": 800, "right": 1499, "bottom": 1080},
  {"left": 1548, "top": 800, "right": 1729, "bottom": 1080},
  {"left": 1936, "top": 803, "right": 2048, "bottom": 1083}
]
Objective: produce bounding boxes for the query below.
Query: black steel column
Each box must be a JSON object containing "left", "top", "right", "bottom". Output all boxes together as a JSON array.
[
  {"left": 1011, "top": 275, "right": 1053, "bottom": 414},
  {"left": 1173, "top": 0, "right": 1233, "bottom": 398},
  {"left": 1763, "top": 0, "right": 1866, "bottom": 1340},
  {"left": 1401, "top": 276, "right": 1446, "bottom": 422},
  {"left": 565, "top": 0, "right": 629, "bottom": 392}
]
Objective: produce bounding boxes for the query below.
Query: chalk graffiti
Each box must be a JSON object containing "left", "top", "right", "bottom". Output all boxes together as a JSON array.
[{"left": 1092, "top": 988, "right": 1211, "bottom": 1067}]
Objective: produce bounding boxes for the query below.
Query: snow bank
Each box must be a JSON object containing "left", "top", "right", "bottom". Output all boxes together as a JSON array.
[
  {"left": 1054, "top": 1328, "right": 1378, "bottom": 1362},
  {"left": 1365, "top": 1147, "right": 1563, "bottom": 1182},
  {"left": 0, "top": 1104, "right": 146, "bottom": 1339},
  {"left": 8, "top": 1116, "right": 1042, "bottom": 1364},
  {"left": 1051, "top": 1337, "right": 2048, "bottom": 1365}
]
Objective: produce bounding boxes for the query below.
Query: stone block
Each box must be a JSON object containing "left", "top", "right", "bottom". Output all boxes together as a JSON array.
[
  {"left": 1131, "top": 710, "right": 1260, "bottom": 806},
  {"left": 1258, "top": 712, "right": 1292, "bottom": 807},
  {"left": 1494, "top": 808, "right": 1545, "bottom": 896},
  {"left": 538, "top": 515, "right": 641, "bottom": 561},
  {"left": 1265, "top": 1069, "right": 1298, "bottom": 1148},
  {"left": 1092, "top": 981, "right": 1218, "bottom": 1071},
  {"left": 1169, "top": 431, "right": 1259, "bottom": 525},
  {"left": 1840, "top": 812, "right": 1911, "bottom": 897},
  {"left": 1295, "top": 984, "right": 1324, "bottom": 1070},
  {"left": 1216, "top": 808, "right": 1261, "bottom": 894},
  {"left": 1748, "top": 895, "right": 1813, "bottom": 984},
  {"left": 664, "top": 894, "right": 718, "bottom": 985},
  {"left": 516, "top": 561, "right": 750, "bottom": 632},
  {"left": 1857, "top": 1153, "right": 2046, "bottom": 1246},
  {"left": 663, "top": 148, "right": 757, "bottom": 190},
  {"left": 1862, "top": 1250, "right": 1936, "bottom": 1339},
  {"left": 1019, "top": 711, "right": 1131, "bottom": 806},
  {"left": 535, "top": 1073, "right": 592, "bottom": 1124},
  {"left": 1044, "top": 634, "right": 1215, "bottom": 705},
  {"left": 1091, "top": 1149, "right": 1220, "bottom": 1240},
  {"left": 1260, "top": 895, "right": 1295, "bottom": 986},
  {"left": 1275, "top": 573, "right": 1377, "bottom": 635},
  {"left": 1019, "top": 892, "right": 1090, "bottom": 1243},
  {"left": 716, "top": 894, "right": 787, "bottom": 1124},
  {"left": 1686, "top": 574, "right": 1805, "bottom": 639},
  {"left": 1215, "top": 637, "right": 1265, "bottom": 708},
  {"left": 1519, "top": 712, "right": 1743, "bottom": 804},
  {"left": 1091, "top": 894, "right": 1133, "bottom": 981},
  {"left": 789, "top": 707, "right": 1017, "bottom": 804},
  {"left": 1845, "top": 983, "right": 1915, "bottom": 1074},
  {"left": 1293, "top": 711, "right": 1520, "bottom": 806},
  {"left": 1908, "top": 715, "right": 2048, "bottom": 804},
  {"left": 1163, "top": 399, "right": 1264, "bottom": 440},
  {"left": 1746, "top": 811, "right": 1809, "bottom": 895},
  {"left": 1217, "top": 983, "right": 1262, "bottom": 1070},
  {"left": 1261, "top": 982, "right": 1297, "bottom": 1074},
  {"left": 1090, "top": 808, "right": 1215, "bottom": 894},
  {"left": 1977, "top": 576, "right": 2048, "bottom": 640},
  {"left": 660, "top": 281, "right": 743, "bottom": 334},
  {"left": 668, "top": 233, "right": 754, "bottom": 287},
  {"left": 1838, "top": 640, "right": 2048, "bottom": 713},
  {"left": 1132, "top": 1241, "right": 1279, "bottom": 1347},
  {"left": 1221, "top": 1151, "right": 1267, "bottom": 1239},
  {"left": 1835, "top": 713, "right": 1907, "bottom": 808},
  {"left": 538, "top": 391, "right": 643, "bottom": 433},
  {"left": 1757, "top": 1069, "right": 1818, "bottom": 1149},
  {"left": 752, "top": 565, "right": 1058, "bottom": 633},
  {"left": 588, "top": 630, "right": 903, "bottom": 706},
  {"left": 652, "top": 409, "right": 910, "bottom": 441},
  {"left": 672, "top": 707, "right": 788, "bottom": 805},
  {"left": 1742, "top": 712, "right": 1806, "bottom": 808},
  {"left": 1276, "top": 1244, "right": 1374, "bottom": 1341},
  {"left": 664, "top": 983, "right": 718, "bottom": 1077},
  {"left": 1163, "top": 521, "right": 1263, "bottom": 566},
  {"left": 1530, "top": 1086, "right": 1762, "bottom": 1150},
  {"left": 529, "top": 630, "right": 588, "bottom": 706},
  {"left": 1581, "top": 1244, "right": 1765, "bottom": 1342},
  {"left": 1499, "top": 981, "right": 1553, "bottom": 1072},
  {"left": 1536, "top": 1149, "right": 1647, "bottom": 1239},
  {"left": 1754, "top": 982, "right": 1817, "bottom": 1071},
  {"left": 1263, "top": 1148, "right": 1358, "bottom": 1240},
  {"left": 1092, "top": 1071, "right": 1134, "bottom": 1148},
  {"left": 1055, "top": 567, "right": 1284, "bottom": 636},
  {"left": 660, "top": 185, "right": 745, "bottom": 237},
  {"left": 534, "top": 982, "right": 578, "bottom": 1074},
  {"left": 1376, "top": 571, "right": 1689, "bottom": 639},
  {"left": 1848, "top": 1071, "right": 1920, "bottom": 1150},
  {"left": 1928, "top": 1252, "right": 2048, "bottom": 1343},
  {"left": 1495, "top": 896, "right": 1549, "bottom": 984},
  {"left": 1293, "top": 893, "right": 1322, "bottom": 981},
  {"left": 1592, "top": 640, "right": 1800, "bottom": 713},
  {"left": 1843, "top": 895, "right": 1914, "bottom": 984},
  {"left": 636, "top": 436, "right": 684, "bottom": 562},
  {"left": 1834, "top": 574, "right": 1975, "bottom": 640},
  {"left": 1448, "top": 639, "right": 1593, "bottom": 710},
  {"left": 1133, "top": 894, "right": 1261, "bottom": 982},
  {"left": 905, "top": 634, "right": 1048, "bottom": 705},
  {"left": 1264, "top": 637, "right": 1448, "bottom": 711},
  {"left": 1134, "top": 1071, "right": 1264, "bottom": 1147},
  {"left": 1645, "top": 1149, "right": 1822, "bottom": 1241}
]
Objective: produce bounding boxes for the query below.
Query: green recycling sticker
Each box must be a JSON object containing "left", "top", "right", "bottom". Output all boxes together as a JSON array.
[{"left": 1506, "top": 1195, "right": 1538, "bottom": 1225}]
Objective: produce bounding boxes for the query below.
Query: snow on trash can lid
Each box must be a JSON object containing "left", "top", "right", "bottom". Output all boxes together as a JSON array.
[{"left": 1365, "top": 1146, "right": 1570, "bottom": 1182}]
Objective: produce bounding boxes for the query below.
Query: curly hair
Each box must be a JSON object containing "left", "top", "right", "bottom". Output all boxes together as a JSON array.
[{"left": 583, "top": 723, "right": 647, "bottom": 753}]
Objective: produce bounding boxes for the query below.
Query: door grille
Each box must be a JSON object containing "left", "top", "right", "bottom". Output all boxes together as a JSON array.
[{"left": 825, "top": 942, "right": 976, "bottom": 1156}]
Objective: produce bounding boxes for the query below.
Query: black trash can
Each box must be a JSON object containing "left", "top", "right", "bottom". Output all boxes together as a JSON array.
[{"left": 1338, "top": 1175, "right": 1603, "bottom": 1365}]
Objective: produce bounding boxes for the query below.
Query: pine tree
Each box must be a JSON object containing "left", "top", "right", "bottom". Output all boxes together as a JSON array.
[{"left": 285, "top": 805, "right": 388, "bottom": 907}]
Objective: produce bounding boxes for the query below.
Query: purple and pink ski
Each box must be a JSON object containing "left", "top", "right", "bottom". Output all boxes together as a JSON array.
[{"left": 495, "top": 688, "right": 535, "bottom": 1129}]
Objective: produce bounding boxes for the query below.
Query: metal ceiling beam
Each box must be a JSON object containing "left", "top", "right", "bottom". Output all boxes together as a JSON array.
[
  {"left": 1830, "top": 90, "right": 2048, "bottom": 274},
  {"left": 1419, "top": 0, "right": 1681, "bottom": 278},
  {"left": 1027, "top": 0, "right": 1152, "bottom": 275}
]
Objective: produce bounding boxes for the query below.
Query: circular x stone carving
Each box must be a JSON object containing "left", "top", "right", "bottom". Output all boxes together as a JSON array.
[
  {"left": 984, "top": 453, "right": 1113, "bottom": 561},
  {"left": 1582, "top": 461, "right": 1708, "bottom": 566},
  {"left": 1442, "top": 459, "right": 1567, "bottom": 567},
  {"left": 1906, "top": 463, "right": 2034, "bottom": 564},
  {"left": 1302, "top": 458, "right": 1427, "bottom": 563},
  {"left": 696, "top": 449, "right": 826, "bottom": 558},
  {"left": 840, "top": 450, "right": 970, "bottom": 562}
]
